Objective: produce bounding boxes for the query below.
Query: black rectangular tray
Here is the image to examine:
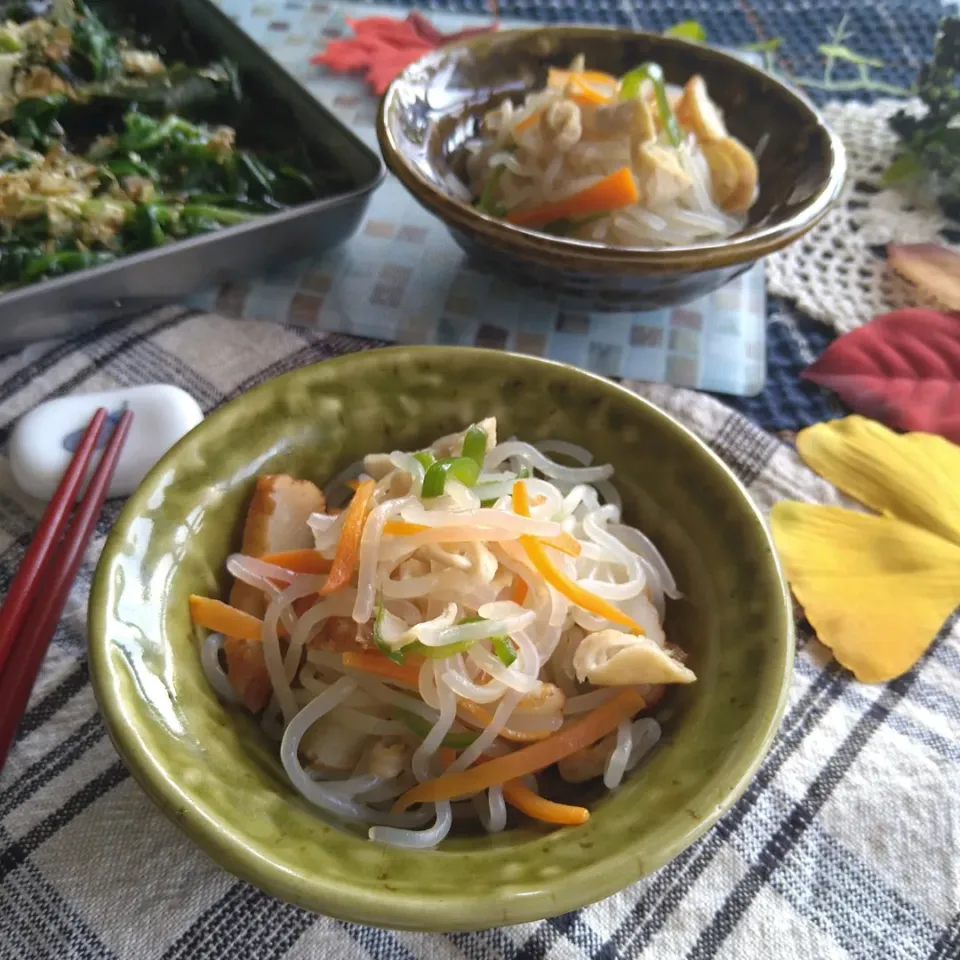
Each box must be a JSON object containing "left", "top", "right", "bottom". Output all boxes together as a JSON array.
[{"left": 0, "top": 0, "right": 385, "bottom": 351}]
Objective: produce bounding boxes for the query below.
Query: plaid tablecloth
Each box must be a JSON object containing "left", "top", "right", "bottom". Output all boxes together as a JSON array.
[
  {"left": 0, "top": 310, "right": 957, "bottom": 959},
  {"left": 1, "top": 0, "right": 959, "bottom": 956}
]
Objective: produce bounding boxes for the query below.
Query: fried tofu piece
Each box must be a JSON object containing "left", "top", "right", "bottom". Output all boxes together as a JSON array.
[
  {"left": 222, "top": 636, "right": 273, "bottom": 714},
  {"left": 223, "top": 475, "right": 326, "bottom": 713},
  {"left": 229, "top": 474, "right": 326, "bottom": 619}
]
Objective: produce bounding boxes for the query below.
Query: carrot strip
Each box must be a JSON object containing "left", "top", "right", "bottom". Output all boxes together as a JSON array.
[
  {"left": 382, "top": 520, "right": 429, "bottom": 537},
  {"left": 320, "top": 478, "right": 376, "bottom": 595},
  {"left": 261, "top": 549, "right": 333, "bottom": 575},
  {"left": 393, "top": 690, "right": 644, "bottom": 811},
  {"left": 544, "top": 531, "right": 581, "bottom": 557},
  {"left": 345, "top": 478, "right": 361, "bottom": 492},
  {"left": 568, "top": 75, "right": 611, "bottom": 105},
  {"left": 458, "top": 699, "right": 553, "bottom": 743},
  {"left": 190, "top": 596, "right": 302, "bottom": 641},
  {"left": 510, "top": 576, "right": 529, "bottom": 605},
  {"left": 189, "top": 596, "right": 263, "bottom": 642},
  {"left": 515, "top": 109, "right": 542, "bottom": 134},
  {"left": 513, "top": 481, "right": 642, "bottom": 632},
  {"left": 506, "top": 167, "right": 638, "bottom": 228},
  {"left": 381, "top": 519, "right": 581, "bottom": 557},
  {"left": 502, "top": 781, "right": 590, "bottom": 826},
  {"left": 341, "top": 651, "right": 422, "bottom": 687},
  {"left": 547, "top": 67, "right": 618, "bottom": 90},
  {"left": 440, "top": 746, "right": 590, "bottom": 825}
]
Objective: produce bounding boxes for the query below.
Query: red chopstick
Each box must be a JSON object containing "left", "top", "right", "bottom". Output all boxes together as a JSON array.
[
  {"left": 0, "top": 407, "right": 108, "bottom": 676},
  {"left": 0, "top": 408, "right": 133, "bottom": 769}
]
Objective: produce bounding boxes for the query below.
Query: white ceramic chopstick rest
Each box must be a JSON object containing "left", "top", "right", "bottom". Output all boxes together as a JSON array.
[{"left": 8, "top": 385, "right": 203, "bottom": 501}]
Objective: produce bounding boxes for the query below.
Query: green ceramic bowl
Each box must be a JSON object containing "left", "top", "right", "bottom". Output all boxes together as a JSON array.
[
  {"left": 89, "top": 347, "right": 793, "bottom": 930},
  {"left": 377, "top": 27, "right": 846, "bottom": 312}
]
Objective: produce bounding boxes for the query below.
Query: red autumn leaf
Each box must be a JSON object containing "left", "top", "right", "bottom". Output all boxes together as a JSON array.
[
  {"left": 311, "top": 12, "right": 498, "bottom": 96},
  {"left": 317, "top": 38, "right": 385, "bottom": 72},
  {"left": 888, "top": 243, "right": 960, "bottom": 311},
  {"left": 347, "top": 16, "right": 416, "bottom": 39},
  {"left": 802, "top": 308, "right": 960, "bottom": 442},
  {"left": 365, "top": 49, "right": 435, "bottom": 97}
]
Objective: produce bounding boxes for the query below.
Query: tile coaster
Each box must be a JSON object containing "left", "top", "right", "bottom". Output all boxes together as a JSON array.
[{"left": 193, "top": 0, "right": 767, "bottom": 396}]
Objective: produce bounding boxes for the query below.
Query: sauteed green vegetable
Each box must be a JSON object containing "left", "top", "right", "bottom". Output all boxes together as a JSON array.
[{"left": 0, "top": 0, "right": 336, "bottom": 290}]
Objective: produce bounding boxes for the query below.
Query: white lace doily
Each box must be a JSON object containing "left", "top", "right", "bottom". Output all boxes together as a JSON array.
[{"left": 766, "top": 98, "right": 959, "bottom": 334}]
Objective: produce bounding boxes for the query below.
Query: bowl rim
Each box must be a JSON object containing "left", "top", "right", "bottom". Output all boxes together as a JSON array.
[
  {"left": 377, "top": 26, "right": 847, "bottom": 274},
  {"left": 88, "top": 345, "right": 796, "bottom": 930}
]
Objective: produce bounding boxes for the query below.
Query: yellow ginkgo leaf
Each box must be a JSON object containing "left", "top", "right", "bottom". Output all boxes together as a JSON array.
[
  {"left": 796, "top": 416, "right": 960, "bottom": 548},
  {"left": 770, "top": 502, "right": 960, "bottom": 683}
]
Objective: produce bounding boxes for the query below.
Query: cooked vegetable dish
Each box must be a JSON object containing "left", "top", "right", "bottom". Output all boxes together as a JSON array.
[
  {"left": 0, "top": 0, "right": 335, "bottom": 290},
  {"left": 189, "top": 420, "right": 693, "bottom": 848},
  {"left": 467, "top": 56, "right": 759, "bottom": 245}
]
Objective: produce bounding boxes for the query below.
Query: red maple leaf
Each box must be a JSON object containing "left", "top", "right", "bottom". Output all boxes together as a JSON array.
[
  {"left": 802, "top": 308, "right": 960, "bottom": 442},
  {"left": 311, "top": 12, "right": 499, "bottom": 95}
]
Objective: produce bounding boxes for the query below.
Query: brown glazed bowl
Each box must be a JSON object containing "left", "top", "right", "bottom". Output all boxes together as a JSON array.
[{"left": 377, "top": 27, "right": 846, "bottom": 312}]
